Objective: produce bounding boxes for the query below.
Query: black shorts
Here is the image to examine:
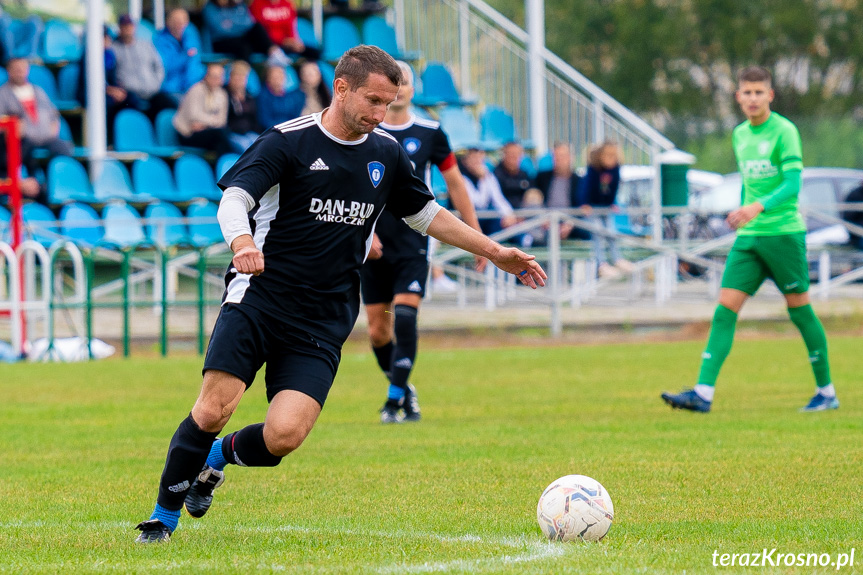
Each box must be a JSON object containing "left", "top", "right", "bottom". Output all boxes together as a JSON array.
[
  {"left": 360, "top": 256, "right": 429, "bottom": 305},
  {"left": 203, "top": 303, "right": 341, "bottom": 406}
]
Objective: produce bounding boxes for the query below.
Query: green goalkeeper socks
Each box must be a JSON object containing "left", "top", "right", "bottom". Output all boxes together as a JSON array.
[
  {"left": 788, "top": 304, "right": 832, "bottom": 387},
  {"left": 697, "top": 305, "right": 738, "bottom": 386}
]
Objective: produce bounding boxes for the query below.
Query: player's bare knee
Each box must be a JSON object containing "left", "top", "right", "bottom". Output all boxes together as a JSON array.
[
  {"left": 265, "top": 425, "right": 309, "bottom": 457},
  {"left": 369, "top": 328, "right": 391, "bottom": 348}
]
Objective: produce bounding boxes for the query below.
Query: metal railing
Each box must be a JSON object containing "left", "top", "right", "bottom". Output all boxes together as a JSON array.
[{"left": 396, "top": 0, "right": 674, "bottom": 162}]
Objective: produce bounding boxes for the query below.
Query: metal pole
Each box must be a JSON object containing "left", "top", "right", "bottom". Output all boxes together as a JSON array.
[
  {"left": 548, "top": 211, "right": 561, "bottom": 336},
  {"left": 197, "top": 250, "right": 207, "bottom": 355},
  {"left": 593, "top": 99, "right": 605, "bottom": 144},
  {"left": 394, "top": 0, "right": 406, "bottom": 53},
  {"left": 312, "top": 0, "right": 323, "bottom": 45},
  {"left": 651, "top": 143, "right": 663, "bottom": 244},
  {"left": 86, "top": 0, "right": 107, "bottom": 170},
  {"left": 153, "top": 0, "right": 165, "bottom": 30},
  {"left": 526, "top": 0, "right": 548, "bottom": 155},
  {"left": 85, "top": 251, "right": 94, "bottom": 360},
  {"left": 160, "top": 248, "right": 168, "bottom": 356},
  {"left": 458, "top": 0, "right": 470, "bottom": 98},
  {"left": 122, "top": 250, "right": 131, "bottom": 357},
  {"left": 128, "top": 0, "right": 143, "bottom": 23}
]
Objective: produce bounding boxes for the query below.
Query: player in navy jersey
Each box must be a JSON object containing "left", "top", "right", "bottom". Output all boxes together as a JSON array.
[
  {"left": 134, "top": 45, "right": 547, "bottom": 543},
  {"left": 363, "top": 61, "right": 482, "bottom": 424}
]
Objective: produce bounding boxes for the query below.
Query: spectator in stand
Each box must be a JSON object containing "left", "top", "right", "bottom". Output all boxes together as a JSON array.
[
  {"left": 113, "top": 14, "right": 177, "bottom": 121},
  {"left": 76, "top": 27, "right": 130, "bottom": 144},
  {"left": 842, "top": 182, "right": 863, "bottom": 250},
  {"left": 172, "top": 63, "right": 234, "bottom": 156},
  {"left": 154, "top": 8, "right": 206, "bottom": 101},
  {"left": 459, "top": 147, "right": 515, "bottom": 235},
  {"left": 297, "top": 60, "right": 331, "bottom": 115},
  {"left": 203, "top": 0, "right": 286, "bottom": 64},
  {"left": 249, "top": 0, "right": 321, "bottom": 61},
  {"left": 256, "top": 65, "right": 304, "bottom": 129},
  {"left": 493, "top": 141, "right": 532, "bottom": 208},
  {"left": 534, "top": 141, "right": 588, "bottom": 241},
  {"left": 226, "top": 60, "right": 262, "bottom": 151},
  {"left": 582, "top": 140, "right": 631, "bottom": 277},
  {"left": 0, "top": 58, "right": 73, "bottom": 174}
]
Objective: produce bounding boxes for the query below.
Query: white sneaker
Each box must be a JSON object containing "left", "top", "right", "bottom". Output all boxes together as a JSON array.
[{"left": 432, "top": 274, "right": 458, "bottom": 293}]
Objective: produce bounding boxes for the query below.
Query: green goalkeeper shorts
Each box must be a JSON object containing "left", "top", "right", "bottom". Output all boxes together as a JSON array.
[{"left": 721, "top": 233, "right": 809, "bottom": 295}]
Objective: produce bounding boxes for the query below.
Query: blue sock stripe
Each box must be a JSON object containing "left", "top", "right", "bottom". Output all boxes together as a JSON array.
[
  {"left": 150, "top": 503, "right": 181, "bottom": 532},
  {"left": 207, "top": 437, "right": 228, "bottom": 471},
  {"left": 388, "top": 384, "right": 405, "bottom": 401}
]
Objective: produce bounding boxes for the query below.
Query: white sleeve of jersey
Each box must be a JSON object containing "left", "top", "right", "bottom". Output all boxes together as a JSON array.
[
  {"left": 403, "top": 200, "right": 443, "bottom": 235},
  {"left": 218, "top": 186, "right": 257, "bottom": 247}
]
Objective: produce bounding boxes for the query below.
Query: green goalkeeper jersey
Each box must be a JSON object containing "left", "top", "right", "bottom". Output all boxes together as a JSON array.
[{"left": 732, "top": 112, "right": 806, "bottom": 235}]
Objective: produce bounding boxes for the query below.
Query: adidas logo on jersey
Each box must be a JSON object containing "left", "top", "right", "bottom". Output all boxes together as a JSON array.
[
  {"left": 408, "top": 280, "right": 422, "bottom": 292},
  {"left": 310, "top": 158, "right": 329, "bottom": 171}
]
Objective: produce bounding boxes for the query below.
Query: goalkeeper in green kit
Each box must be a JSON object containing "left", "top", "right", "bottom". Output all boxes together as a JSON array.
[{"left": 662, "top": 66, "right": 837, "bottom": 413}]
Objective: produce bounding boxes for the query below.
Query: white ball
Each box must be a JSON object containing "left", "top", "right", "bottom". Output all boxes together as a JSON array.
[{"left": 536, "top": 475, "right": 614, "bottom": 542}]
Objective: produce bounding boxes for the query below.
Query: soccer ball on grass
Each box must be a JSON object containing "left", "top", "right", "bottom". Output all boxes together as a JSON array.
[{"left": 536, "top": 474, "right": 614, "bottom": 542}]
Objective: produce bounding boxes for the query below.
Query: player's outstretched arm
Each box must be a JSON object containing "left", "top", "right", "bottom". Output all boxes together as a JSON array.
[
  {"left": 218, "top": 186, "right": 264, "bottom": 275},
  {"left": 425, "top": 208, "right": 547, "bottom": 289}
]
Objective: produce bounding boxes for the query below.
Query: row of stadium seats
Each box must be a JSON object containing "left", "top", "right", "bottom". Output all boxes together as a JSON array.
[
  {"left": 0, "top": 200, "right": 222, "bottom": 249},
  {"left": 2, "top": 13, "right": 410, "bottom": 67},
  {"left": 45, "top": 153, "right": 238, "bottom": 206}
]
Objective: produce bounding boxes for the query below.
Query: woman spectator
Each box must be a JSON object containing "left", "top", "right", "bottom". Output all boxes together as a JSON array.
[
  {"left": 297, "top": 60, "right": 331, "bottom": 115},
  {"left": 582, "top": 140, "right": 632, "bottom": 277},
  {"left": 459, "top": 147, "right": 516, "bottom": 236},
  {"left": 256, "top": 65, "right": 304, "bottom": 129},
  {"left": 226, "top": 61, "right": 262, "bottom": 152},
  {"left": 172, "top": 63, "right": 234, "bottom": 156}
]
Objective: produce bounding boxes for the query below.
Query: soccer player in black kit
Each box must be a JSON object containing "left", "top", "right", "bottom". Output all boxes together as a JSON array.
[
  {"left": 134, "top": 45, "right": 547, "bottom": 543},
  {"left": 363, "top": 61, "right": 482, "bottom": 423}
]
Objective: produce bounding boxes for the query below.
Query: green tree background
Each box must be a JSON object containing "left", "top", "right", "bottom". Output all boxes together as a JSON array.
[{"left": 487, "top": 0, "right": 863, "bottom": 172}]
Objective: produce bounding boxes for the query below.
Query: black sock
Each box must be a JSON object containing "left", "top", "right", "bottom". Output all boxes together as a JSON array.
[
  {"left": 221, "top": 423, "right": 283, "bottom": 467},
  {"left": 391, "top": 305, "right": 418, "bottom": 390},
  {"left": 156, "top": 413, "right": 219, "bottom": 511},
  {"left": 372, "top": 341, "right": 394, "bottom": 380}
]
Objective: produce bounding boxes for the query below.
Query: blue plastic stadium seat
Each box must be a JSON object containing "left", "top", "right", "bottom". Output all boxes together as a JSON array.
[
  {"left": 361, "top": 16, "right": 419, "bottom": 60},
  {"left": 60, "top": 202, "right": 103, "bottom": 247},
  {"left": 480, "top": 106, "right": 517, "bottom": 149},
  {"left": 0, "top": 68, "right": 6, "bottom": 85},
  {"left": 154, "top": 109, "right": 179, "bottom": 147},
  {"left": 296, "top": 18, "right": 319, "bottom": 50},
  {"left": 40, "top": 19, "right": 82, "bottom": 64},
  {"left": 57, "top": 63, "right": 80, "bottom": 103},
  {"left": 186, "top": 200, "right": 222, "bottom": 247},
  {"left": 322, "top": 16, "right": 360, "bottom": 62},
  {"left": 414, "top": 62, "right": 477, "bottom": 107},
  {"left": 215, "top": 153, "right": 240, "bottom": 179},
  {"left": 132, "top": 156, "right": 194, "bottom": 202},
  {"left": 22, "top": 202, "right": 60, "bottom": 247},
  {"left": 30, "top": 64, "right": 82, "bottom": 110},
  {"left": 144, "top": 201, "right": 189, "bottom": 248},
  {"left": 92, "top": 159, "right": 152, "bottom": 203},
  {"left": 430, "top": 165, "right": 448, "bottom": 206},
  {"left": 9, "top": 16, "right": 42, "bottom": 59},
  {"left": 0, "top": 204, "right": 11, "bottom": 242},
  {"left": 536, "top": 153, "right": 553, "bottom": 173},
  {"left": 101, "top": 202, "right": 146, "bottom": 248},
  {"left": 114, "top": 109, "right": 181, "bottom": 157},
  {"left": 174, "top": 155, "right": 222, "bottom": 202},
  {"left": 47, "top": 156, "right": 97, "bottom": 204},
  {"left": 136, "top": 19, "right": 156, "bottom": 42},
  {"left": 437, "top": 106, "right": 482, "bottom": 151},
  {"left": 520, "top": 155, "right": 537, "bottom": 179}
]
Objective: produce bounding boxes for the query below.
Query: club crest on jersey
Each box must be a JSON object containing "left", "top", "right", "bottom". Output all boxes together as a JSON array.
[
  {"left": 404, "top": 138, "right": 421, "bottom": 155},
  {"left": 758, "top": 141, "right": 770, "bottom": 155},
  {"left": 368, "top": 162, "right": 384, "bottom": 188}
]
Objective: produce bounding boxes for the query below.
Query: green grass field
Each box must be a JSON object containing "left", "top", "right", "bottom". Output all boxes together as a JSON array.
[{"left": 2, "top": 336, "right": 862, "bottom": 574}]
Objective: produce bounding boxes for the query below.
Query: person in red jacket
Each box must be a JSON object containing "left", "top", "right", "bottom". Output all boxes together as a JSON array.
[{"left": 249, "top": 0, "right": 321, "bottom": 61}]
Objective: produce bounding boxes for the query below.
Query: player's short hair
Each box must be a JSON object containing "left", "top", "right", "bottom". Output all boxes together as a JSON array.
[
  {"left": 335, "top": 45, "right": 402, "bottom": 90},
  {"left": 737, "top": 66, "right": 772, "bottom": 86}
]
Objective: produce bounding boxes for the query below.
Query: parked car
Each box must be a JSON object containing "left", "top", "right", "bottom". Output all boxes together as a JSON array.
[
  {"left": 690, "top": 168, "right": 863, "bottom": 244},
  {"left": 611, "top": 166, "right": 723, "bottom": 236}
]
